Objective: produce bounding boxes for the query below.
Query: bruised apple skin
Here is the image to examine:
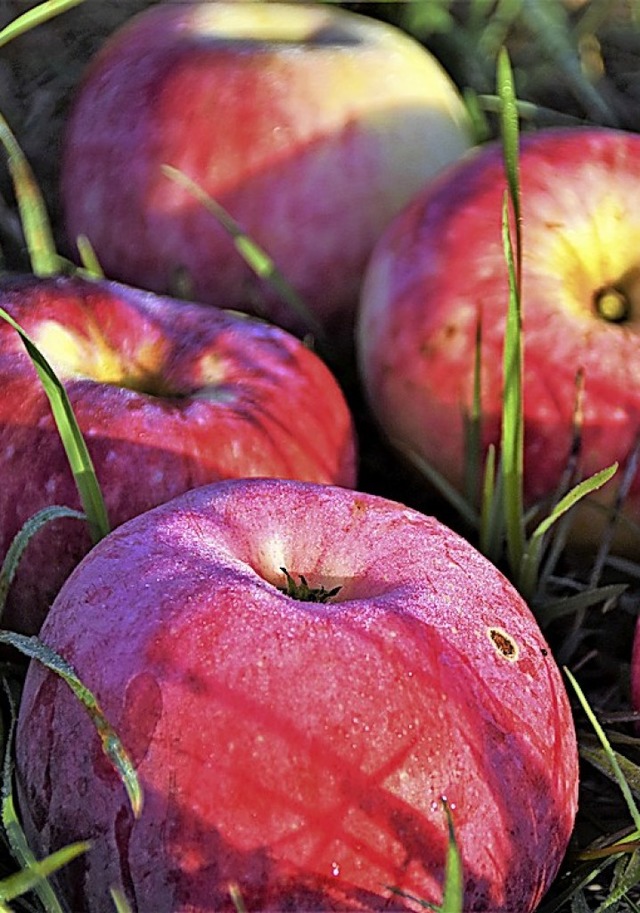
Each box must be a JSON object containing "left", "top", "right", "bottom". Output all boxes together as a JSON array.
[
  {"left": 357, "top": 127, "right": 640, "bottom": 549},
  {"left": 60, "top": 2, "right": 472, "bottom": 345},
  {"left": 16, "top": 479, "right": 578, "bottom": 913},
  {"left": 0, "top": 275, "right": 356, "bottom": 636}
]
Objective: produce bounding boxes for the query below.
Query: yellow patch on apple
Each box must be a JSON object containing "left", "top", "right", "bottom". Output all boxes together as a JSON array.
[{"left": 32, "top": 319, "right": 168, "bottom": 388}]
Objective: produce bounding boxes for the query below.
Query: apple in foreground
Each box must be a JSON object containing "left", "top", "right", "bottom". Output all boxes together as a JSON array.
[
  {"left": 60, "top": 1, "right": 473, "bottom": 346},
  {"left": 357, "top": 127, "right": 640, "bottom": 547},
  {"left": 0, "top": 275, "right": 356, "bottom": 636},
  {"left": 15, "top": 478, "right": 578, "bottom": 913}
]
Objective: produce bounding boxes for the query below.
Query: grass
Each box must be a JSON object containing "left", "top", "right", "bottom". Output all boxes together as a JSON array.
[{"left": 2, "top": 0, "right": 640, "bottom": 910}]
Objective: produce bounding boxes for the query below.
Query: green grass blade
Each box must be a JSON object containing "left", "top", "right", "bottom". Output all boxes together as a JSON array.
[
  {"left": 566, "top": 667, "right": 640, "bottom": 834},
  {"left": 500, "top": 191, "right": 525, "bottom": 575},
  {"left": 0, "top": 631, "right": 142, "bottom": 819},
  {"left": 75, "top": 235, "right": 104, "bottom": 279},
  {"left": 0, "top": 0, "right": 84, "bottom": 48},
  {"left": 534, "top": 460, "right": 617, "bottom": 540},
  {"left": 0, "top": 801, "right": 87, "bottom": 908},
  {"left": 477, "top": 94, "right": 587, "bottom": 127},
  {"left": 0, "top": 506, "right": 85, "bottom": 620},
  {"left": 496, "top": 48, "right": 526, "bottom": 579},
  {"left": 440, "top": 800, "right": 463, "bottom": 913},
  {"left": 496, "top": 47, "right": 521, "bottom": 282},
  {"left": 0, "top": 112, "right": 60, "bottom": 277},
  {"left": 160, "top": 165, "right": 326, "bottom": 342},
  {"left": 519, "top": 463, "right": 618, "bottom": 599},
  {"left": 462, "top": 88, "right": 492, "bottom": 144},
  {"left": 463, "top": 315, "right": 483, "bottom": 508},
  {"left": 595, "top": 849, "right": 640, "bottom": 911},
  {"left": 578, "top": 834, "right": 640, "bottom": 861},
  {"left": 229, "top": 883, "right": 248, "bottom": 913},
  {"left": 1, "top": 679, "right": 73, "bottom": 913},
  {"left": 581, "top": 746, "right": 640, "bottom": 803},
  {"left": 394, "top": 441, "right": 479, "bottom": 529},
  {"left": 540, "top": 583, "right": 627, "bottom": 625},
  {"left": 110, "top": 887, "right": 133, "bottom": 913},
  {"left": 520, "top": 0, "right": 618, "bottom": 127},
  {"left": 385, "top": 800, "right": 463, "bottom": 912},
  {"left": 0, "top": 841, "right": 89, "bottom": 902},
  {"left": 0, "top": 307, "right": 109, "bottom": 543},
  {"left": 626, "top": 894, "right": 640, "bottom": 913},
  {"left": 479, "top": 444, "right": 502, "bottom": 560}
]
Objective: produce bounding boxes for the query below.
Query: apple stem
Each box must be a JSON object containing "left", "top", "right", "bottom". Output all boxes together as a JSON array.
[
  {"left": 595, "top": 286, "right": 630, "bottom": 323},
  {"left": 279, "top": 568, "right": 341, "bottom": 604}
]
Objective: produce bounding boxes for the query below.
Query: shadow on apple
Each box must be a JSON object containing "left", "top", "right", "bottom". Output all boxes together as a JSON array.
[
  {"left": 15, "top": 480, "right": 576, "bottom": 912},
  {"left": 64, "top": 104, "right": 472, "bottom": 349}
]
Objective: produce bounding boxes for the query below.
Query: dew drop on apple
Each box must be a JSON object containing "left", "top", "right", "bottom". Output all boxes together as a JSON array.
[{"left": 331, "top": 862, "right": 341, "bottom": 877}]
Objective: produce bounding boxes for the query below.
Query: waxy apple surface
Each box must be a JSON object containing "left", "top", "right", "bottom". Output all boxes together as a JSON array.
[
  {"left": 358, "top": 127, "right": 640, "bottom": 545},
  {"left": 60, "top": 2, "right": 472, "bottom": 344},
  {"left": 16, "top": 479, "right": 578, "bottom": 912},
  {"left": 0, "top": 276, "right": 356, "bottom": 635}
]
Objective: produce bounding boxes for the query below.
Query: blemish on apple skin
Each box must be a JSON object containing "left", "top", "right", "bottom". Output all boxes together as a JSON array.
[
  {"left": 487, "top": 627, "right": 519, "bottom": 662},
  {"left": 350, "top": 498, "right": 368, "bottom": 516}
]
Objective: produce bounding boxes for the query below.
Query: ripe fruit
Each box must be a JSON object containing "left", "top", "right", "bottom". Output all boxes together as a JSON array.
[
  {"left": 357, "top": 127, "right": 640, "bottom": 545},
  {"left": 16, "top": 478, "right": 578, "bottom": 912},
  {"left": 0, "top": 275, "right": 356, "bottom": 634},
  {"left": 60, "top": 1, "right": 472, "bottom": 345}
]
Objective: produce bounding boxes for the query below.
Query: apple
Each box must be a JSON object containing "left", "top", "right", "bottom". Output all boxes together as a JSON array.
[
  {"left": 357, "top": 127, "right": 640, "bottom": 547},
  {"left": 59, "top": 1, "right": 473, "bottom": 347},
  {"left": 15, "top": 477, "right": 578, "bottom": 912},
  {"left": 0, "top": 274, "right": 356, "bottom": 636}
]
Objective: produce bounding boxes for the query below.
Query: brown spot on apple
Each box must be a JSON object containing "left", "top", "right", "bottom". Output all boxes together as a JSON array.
[
  {"left": 488, "top": 627, "right": 519, "bottom": 662},
  {"left": 350, "top": 497, "right": 368, "bottom": 516}
]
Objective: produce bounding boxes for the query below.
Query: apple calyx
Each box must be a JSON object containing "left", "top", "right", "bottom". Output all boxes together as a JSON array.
[
  {"left": 595, "top": 285, "right": 631, "bottom": 323},
  {"left": 278, "top": 567, "right": 342, "bottom": 603},
  {"left": 116, "top": 371, "right": 187, "bottom": 399}
]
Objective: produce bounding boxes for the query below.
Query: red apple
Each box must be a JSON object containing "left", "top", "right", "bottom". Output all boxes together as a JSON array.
[
  {"left": 15, "top": 477, "right": 578, "bottom": 912},
  {"left": 60, "top": 1, "right": 473, "bottom": 346},
  {"left": 0, "top": 275, "right": 356, "bottom": 636},
  {"left": 357, "top": 127, "right": 640, "bottom": 546}
]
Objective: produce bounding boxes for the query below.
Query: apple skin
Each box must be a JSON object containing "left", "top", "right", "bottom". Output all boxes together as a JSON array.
[
  {"left": 0, "top": 275, "right": 356, "bottom": 636},
  {"left": 15, "top": 478, "right": 578, "bottom": 912},
  {"left": 357, "top": 127, "right": 640, "bottom": 546},
  {"left": 59, "top": 2, "right": 472, "bottom": 346}
]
